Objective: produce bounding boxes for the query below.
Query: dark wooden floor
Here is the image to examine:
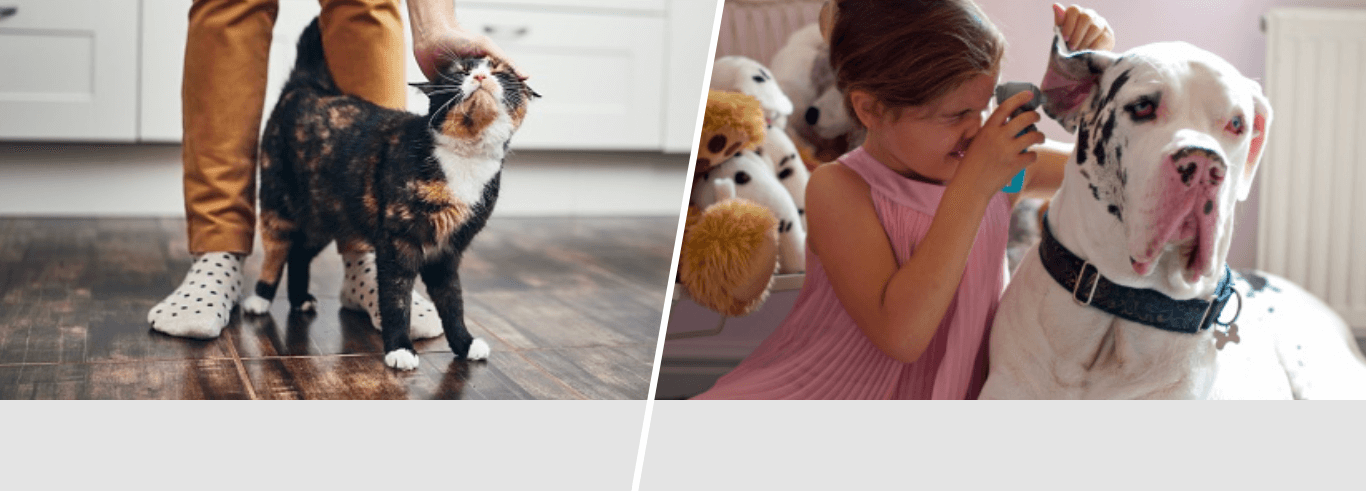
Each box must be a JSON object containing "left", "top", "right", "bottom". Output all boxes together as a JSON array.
[{"left": 0, "top": 216, "right": 674, "bottom": 399}]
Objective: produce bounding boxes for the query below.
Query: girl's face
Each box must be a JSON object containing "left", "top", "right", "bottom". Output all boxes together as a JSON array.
[{"left": 860, "top": 73, "right": 997, "bottom": 184}]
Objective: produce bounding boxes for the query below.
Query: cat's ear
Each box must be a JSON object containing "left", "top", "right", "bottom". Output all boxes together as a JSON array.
[{"left": 526, "top": 85, "right": 542, "bottom": 99}]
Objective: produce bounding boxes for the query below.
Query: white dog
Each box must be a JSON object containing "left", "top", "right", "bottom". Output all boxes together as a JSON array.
[{"left": 980, "top": 34, "right": 1366, "bottom": 399}]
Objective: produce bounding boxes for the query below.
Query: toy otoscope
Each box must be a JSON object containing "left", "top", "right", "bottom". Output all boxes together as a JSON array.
[{"left": 994, "top": 81, "right": 1045, "bottom": 192}]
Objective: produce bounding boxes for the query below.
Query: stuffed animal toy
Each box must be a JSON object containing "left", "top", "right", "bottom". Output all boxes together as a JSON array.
[
  {"left": 678, "top": 90, "right": 780, "bottom": 316},
  {"left": 770, "top": 23, "right": 864, "bottom": 163},
  {"left": 710, "top": 56, "right": 794, "bottom": 128},
  {"left": 692, "top": 149, "right": 806, "bottom": 274},
  {"left": 711, "top": 55, "right": 811, "bottom": 230},
  {"left": 759, "top": 127, "right": 809, "bottom": 230}
]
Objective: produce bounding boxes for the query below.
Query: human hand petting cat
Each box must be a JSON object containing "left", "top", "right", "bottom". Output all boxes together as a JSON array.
[
  {"left": 1052, "top": 3, "right": 1115, "bottom": 52},
  {"left": 406, "top": 0, "right": 528, "bottom": 82},
  {"left": 413, "top": 25, "right": 528, "bottom": 82}
]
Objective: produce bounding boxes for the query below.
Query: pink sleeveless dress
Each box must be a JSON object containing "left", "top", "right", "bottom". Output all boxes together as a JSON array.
[{"left": 693, "top": 147, "right": 1011, "bottom": 400}]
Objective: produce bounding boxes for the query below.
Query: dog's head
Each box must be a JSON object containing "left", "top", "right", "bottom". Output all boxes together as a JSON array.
[{"left": 1041, "top": 32, "right": 1271, "bottom": 298}]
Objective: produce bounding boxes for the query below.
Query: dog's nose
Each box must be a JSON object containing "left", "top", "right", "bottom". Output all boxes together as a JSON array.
[
  {"left": 805, "top": 106, "right": 820, "bottom": 125},
  {"left": 1167, "top": 146, "right": 1226, "bottom": 188}
]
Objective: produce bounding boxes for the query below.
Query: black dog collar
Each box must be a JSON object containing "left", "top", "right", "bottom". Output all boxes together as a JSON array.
[{"left": 1038, "top": 213, "right": 1236, "bottom": 334}]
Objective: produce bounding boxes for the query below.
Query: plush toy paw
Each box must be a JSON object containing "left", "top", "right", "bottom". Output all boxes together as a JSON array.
[{"left": 678, "top": 200, "right": 780, "bottom": 316}]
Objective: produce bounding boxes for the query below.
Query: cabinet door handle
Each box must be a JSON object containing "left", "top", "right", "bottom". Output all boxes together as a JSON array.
[
  {"left": 0, "top": 6, "right": 17, "bottom": 20},
  {"left": 481, "top": 25, "right": 530, "bottom": 40}
]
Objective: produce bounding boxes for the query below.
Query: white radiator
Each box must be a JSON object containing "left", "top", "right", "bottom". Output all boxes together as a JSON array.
[{"left": 1259, "top": 8, "right": 1366, "bottom": 328}]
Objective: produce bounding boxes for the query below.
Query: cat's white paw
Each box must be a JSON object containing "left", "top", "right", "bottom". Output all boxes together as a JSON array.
[
  {"left": 466, "top": 338, "right": 490, "bottom": 361},
  {"left": 242, "top": 295, "right": 271, "bottom": 315},
  {"left": 384, "top": 349, "right": 420, "bottom": 371},
  {"left": 296, "top": 299, "right": 316, "bottom": 313}
]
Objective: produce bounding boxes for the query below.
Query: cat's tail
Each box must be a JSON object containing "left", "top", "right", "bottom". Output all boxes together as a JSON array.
[{"left": 284, "top": 17, "right": 341, "bottom": 96}]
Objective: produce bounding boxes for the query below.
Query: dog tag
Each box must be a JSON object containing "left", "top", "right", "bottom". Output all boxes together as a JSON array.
[{"left": 1213, "top": 323, "right": 1240, "bottom": 350}]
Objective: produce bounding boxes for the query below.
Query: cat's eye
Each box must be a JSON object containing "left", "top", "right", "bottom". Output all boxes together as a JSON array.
[{"left": 1226, "top": 115, "right": 1245, "bottom": 135}]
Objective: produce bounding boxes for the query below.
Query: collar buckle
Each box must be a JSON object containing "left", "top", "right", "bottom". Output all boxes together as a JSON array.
[{"left": 1072, "top": 261, "right": 1101, "bottom": 307}]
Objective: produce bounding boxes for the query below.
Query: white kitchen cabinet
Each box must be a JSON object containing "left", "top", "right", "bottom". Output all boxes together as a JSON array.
[
  {"left": 663, "top": 0, "right": 718, "bottom": 153},
  {"left": 14, "top": 0, "right": 714, "bottom": 150},
  {"left": 0, "top": 0, "right": 140, "bottom": 142},
  {"left": 453, "top": 6, "right": 664, "bottom": 149}
]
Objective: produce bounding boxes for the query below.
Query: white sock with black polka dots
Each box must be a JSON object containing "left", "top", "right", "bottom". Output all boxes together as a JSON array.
[
  {"left": 340, "top": 251, "right": 444, "bottom": 339},
  {"left": 147, "top": 252, "right": 244, "bottom": 339}
]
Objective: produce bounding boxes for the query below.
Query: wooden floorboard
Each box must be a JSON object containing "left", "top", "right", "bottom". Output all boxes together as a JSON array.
[{"left": 0, "top": 216, "right": 673, "bottom": 399}]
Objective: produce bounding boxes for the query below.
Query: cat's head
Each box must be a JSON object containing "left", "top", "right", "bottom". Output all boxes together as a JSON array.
[{"left": 412, "top": 56, "right": 539, "bottom": 140}]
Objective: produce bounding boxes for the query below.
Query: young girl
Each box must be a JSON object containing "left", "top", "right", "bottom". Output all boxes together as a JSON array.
[{"left": 694, "top": 1, "right": 1115, "bottom": 399}]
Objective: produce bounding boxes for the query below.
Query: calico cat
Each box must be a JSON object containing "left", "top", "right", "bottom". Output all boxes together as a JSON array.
[{"left": 242, "top": 18, "right": 537, "bottom": 370}]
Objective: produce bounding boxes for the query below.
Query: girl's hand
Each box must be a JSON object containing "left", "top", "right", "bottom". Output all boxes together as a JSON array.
[
  {"left": 954, "top": 90, "right": 1045, "bottom": 197},
  {"left": 1053, "top": 3, "right": 1115, "bottom": 52}
]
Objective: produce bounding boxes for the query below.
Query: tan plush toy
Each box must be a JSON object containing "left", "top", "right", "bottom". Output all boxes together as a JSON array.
[{"left": 678, "top": 91, "right": 780, "bottom": 316}]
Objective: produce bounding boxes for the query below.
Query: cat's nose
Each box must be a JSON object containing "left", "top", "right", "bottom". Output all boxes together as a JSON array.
[{"left": 474, "top": 74, "right": 487, "bottom": 82}]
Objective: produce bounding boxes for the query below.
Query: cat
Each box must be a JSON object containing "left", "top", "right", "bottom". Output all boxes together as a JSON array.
[{"left": 242, "top": 17, "right": 537, "bottom": 370}]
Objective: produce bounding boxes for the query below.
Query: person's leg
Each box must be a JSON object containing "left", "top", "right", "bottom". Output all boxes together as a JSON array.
[
  {"left": 319, "top": 0, "right": 406, "bottom": 110},
  {"left": 320, "top": 0, "right": 442, "bottom": 339},
  {"left": 149, "top": 0, "right": 278, "bottom": 338}
]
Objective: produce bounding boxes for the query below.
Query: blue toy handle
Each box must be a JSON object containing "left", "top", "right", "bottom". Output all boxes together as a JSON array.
[{"left": 1003, "top": 170, "right": 1025, "bottom": 193}]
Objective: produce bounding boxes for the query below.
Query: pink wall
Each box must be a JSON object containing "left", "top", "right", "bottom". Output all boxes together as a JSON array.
[{"left": 976, "top": 0, "right": 1366, "bottom": 269}]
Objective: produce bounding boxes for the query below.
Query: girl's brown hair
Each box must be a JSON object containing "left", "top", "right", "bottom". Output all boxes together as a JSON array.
[{"left": 828, "top": 0, "right": 1005, "bottom": 122}]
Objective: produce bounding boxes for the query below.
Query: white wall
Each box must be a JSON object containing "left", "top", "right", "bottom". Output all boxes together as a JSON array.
[{"left": 0, "top": 143, "right": 689, "bottom": 217}]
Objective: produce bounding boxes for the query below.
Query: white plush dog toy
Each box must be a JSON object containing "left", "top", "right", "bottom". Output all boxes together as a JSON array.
[
  {"left": 980, "top": 33, "right": 1366, "bottom": 399},
  {"left": 711, "top": 55, "right": 794, "bottom": 128},
  {"left": 711, "top": 55, "right": 811, "bottom": 229},
  {"left": 691, "top": 151, "right": 806, "bottom": 274},
  {"left": 769, "top": 23, "right": 864, "bottom": 160}
]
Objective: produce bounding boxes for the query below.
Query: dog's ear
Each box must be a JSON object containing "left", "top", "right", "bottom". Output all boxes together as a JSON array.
[
  {"left": 1040, "top": 29, "right": 1119, "bottom": 133},
  {"left": 1237, "top": 86, "right": 1272, "bottom": 201}
]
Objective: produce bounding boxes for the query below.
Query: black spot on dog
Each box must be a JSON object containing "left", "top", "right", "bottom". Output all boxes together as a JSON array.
[
  {"left": 1102, "top": 69, "right": 1132, "bottom": 108},
  {"left": 1178, "top": 163, "right": 1197, "bottom": 185},
  {"left": 1089, "top": 183, "right": 1101, "bottom": 200},
  {"left": 1243, "top": 271, "right": 1269, "bottom": 291},
  {"left": 1077, "top": 124, "right": 1090, "bottom": 164},
  {"left": 1094, "top": 110, "right": 1116, "bottom": 166},
  {"left": 1108, "top": 204, "right": 1122, "bottom": 221}
]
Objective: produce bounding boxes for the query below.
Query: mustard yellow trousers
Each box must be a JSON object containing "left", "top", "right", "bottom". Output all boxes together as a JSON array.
[{"left": 181, "top": 0, "right": 407, "bottom": 254}]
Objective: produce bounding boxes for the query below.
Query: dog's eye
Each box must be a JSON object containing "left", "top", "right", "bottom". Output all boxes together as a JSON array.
[
  {"left": 1226, "top": 115, "right": 1245, "bottom": 135},
  {"left": 1125, "top": 97, "right": 1157, "bottom": 121}
]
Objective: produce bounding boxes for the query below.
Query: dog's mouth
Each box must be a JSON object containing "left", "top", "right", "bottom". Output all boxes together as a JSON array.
[{"left": 1131, "top": 198, "right": 1218, "bottom": 283}]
